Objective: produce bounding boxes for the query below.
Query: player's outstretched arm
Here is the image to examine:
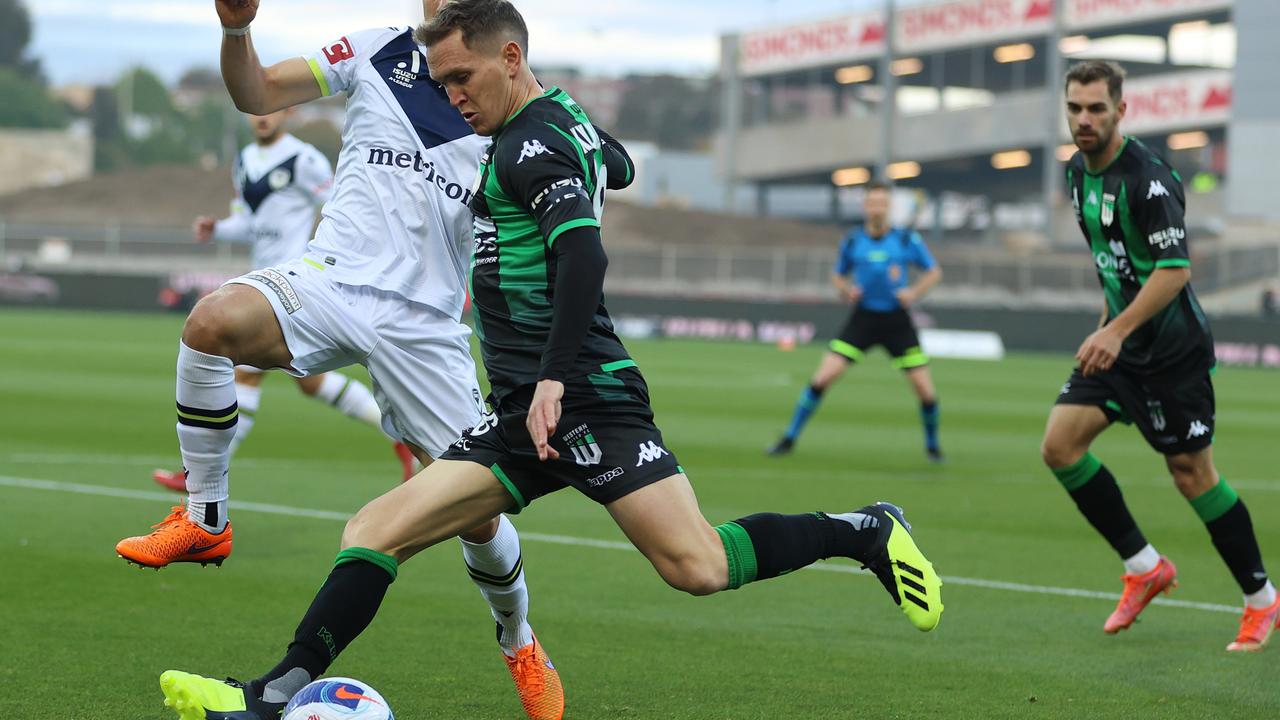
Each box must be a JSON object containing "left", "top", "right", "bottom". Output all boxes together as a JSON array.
[
  {"left": 216, "top": 1, "right": 322, "bottom": 113},
  {"left": 595, "top": 126, "right": 634, "bottom": 190}
]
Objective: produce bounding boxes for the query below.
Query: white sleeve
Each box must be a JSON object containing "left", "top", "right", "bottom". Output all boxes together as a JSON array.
[
  {"left": 213, "top": 200, "right": 253, "bottom": 244},
  {"left": 213, "top": 156, "right": 252, "bottom": 243},
  {"left": 301, "top": 27, "right": 394, "bottom": 97},
  {"left": 297, "top": 146, "right": 334, "bottom": 207}
]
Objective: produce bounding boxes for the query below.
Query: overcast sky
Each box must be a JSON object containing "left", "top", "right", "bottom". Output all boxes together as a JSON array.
[{"left": 29, "top": 0, "right": 911, "bottom": 85}]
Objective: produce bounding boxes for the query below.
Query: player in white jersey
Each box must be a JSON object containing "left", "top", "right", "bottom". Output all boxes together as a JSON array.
[
  {"left": 121, "top": 2, "right": 564, "bottom": 717},
  {"left": 152, "top": 109, "right": 417, "bottom": 494}
]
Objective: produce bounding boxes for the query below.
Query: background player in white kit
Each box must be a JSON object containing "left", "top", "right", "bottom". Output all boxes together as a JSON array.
[
  {"left": 119, "top": 1, "right": 566, "bottom": 716},
  {"left": 151, "top": 109, "right": 416, "bottom": 494}
]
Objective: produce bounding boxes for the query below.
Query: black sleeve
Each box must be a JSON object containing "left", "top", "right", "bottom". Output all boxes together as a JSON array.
[
  {"left": 1131, "top": 161, "right": 1189, "bottom": 268},
  {"left": 497, "top": 127, "right": 600, "bottom": 247},
  {"left": 538, "top": 225, "right": 608, "bottom": 382},
  {"left": 594, "top": 125, "right": 634, "bottom": 190}
]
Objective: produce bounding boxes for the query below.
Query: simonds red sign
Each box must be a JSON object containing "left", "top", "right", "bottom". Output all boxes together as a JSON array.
[
  {"left": 897, "top": 0, "right": 1053, "bottom": 53},
  {"left": 740, "top": 12, "right": 886, "bottom": 76}
]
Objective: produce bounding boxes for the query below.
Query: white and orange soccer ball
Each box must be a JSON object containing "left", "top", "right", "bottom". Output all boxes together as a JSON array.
[{"left": 282, "top": 677, "right": 394, "bottom": 720}]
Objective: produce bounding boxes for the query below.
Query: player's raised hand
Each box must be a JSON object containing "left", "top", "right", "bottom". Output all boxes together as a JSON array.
[
  {"left": 192, "top": 216, "right": 217, "bottom": 243},
  {"left": 215, "top": 0, "right": 259, "bottom": 30},
  {"left": 527, "top": 379, "right": 564, "bottom": 461},
  {"left": 1076, "top": 326, "right": 1122, "bottom": 377}
]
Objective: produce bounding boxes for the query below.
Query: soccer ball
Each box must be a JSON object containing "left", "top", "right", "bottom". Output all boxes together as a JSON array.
[{"left": 282, "top": 677, "right": 394, "bottom": 720}]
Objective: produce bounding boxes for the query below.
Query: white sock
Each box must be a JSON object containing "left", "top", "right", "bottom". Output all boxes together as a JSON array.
[
  {"left": 1245, "top": 581, "right": 1277, "bottom": 610},
  {"left": 1123, "top": 544, "right": 1160, "bottom": 575},
  {"left": 314, "top": 372, "right": 383, "bottom": 429},
  {"left": 227, "top": 382, "right": 261, "bottom": 456},
  {"left": 461, "top": 515, "right": 533, "bottom": 656},
  {"left": 175, "top": 341, "right": 235, "bottom": 533}
]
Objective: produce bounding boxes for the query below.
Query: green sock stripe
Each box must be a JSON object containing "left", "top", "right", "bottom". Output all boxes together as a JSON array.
[
  {"left": 715, "top": 521, "right": 758, "bottom": 590},
  {"left": 335, "top": 546, "right": 398, "bottom": 581},
  {"left": 1190, "top": 479, "right": 1239, "bottom": 523},
  {"left": 1052, "top": 452, "right": 1102, "bottom": 492}
]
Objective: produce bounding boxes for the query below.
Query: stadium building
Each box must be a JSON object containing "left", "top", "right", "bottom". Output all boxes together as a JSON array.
[{"left": 717, "top": 0, "right": 1280, "bottom": 238}]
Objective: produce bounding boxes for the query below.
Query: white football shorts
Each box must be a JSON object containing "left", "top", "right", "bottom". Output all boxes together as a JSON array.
[{"left": 227, "top": 258, "right": 483, "bottom": 457}]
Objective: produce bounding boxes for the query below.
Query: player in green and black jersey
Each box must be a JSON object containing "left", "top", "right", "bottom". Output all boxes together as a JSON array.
[
  {"left": 1044, "top": 60, "right": 1276, "bottom": 651},
  {"left": 158, "top": 6, "right": 944, "bottom": 714}
]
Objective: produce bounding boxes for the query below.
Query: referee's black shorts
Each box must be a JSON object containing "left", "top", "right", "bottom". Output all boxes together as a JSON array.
[{"left": 828, "top": 307, "right": 927, "bottom": 370}]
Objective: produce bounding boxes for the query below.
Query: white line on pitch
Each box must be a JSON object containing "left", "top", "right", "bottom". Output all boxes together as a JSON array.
[
  {"left": 1, "top": 452, "right": 388, "bottom": 470},
  {"left": 0, "top": 474, "right": 1242, "bottom": 615},
  {"left": 7, "top": 451, "right": 1278, "bottom": 494}
]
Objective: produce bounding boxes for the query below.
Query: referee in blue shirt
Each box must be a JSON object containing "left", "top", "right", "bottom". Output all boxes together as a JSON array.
[{"left": 769, "top": 181, "right": 944, "bottom": 461}]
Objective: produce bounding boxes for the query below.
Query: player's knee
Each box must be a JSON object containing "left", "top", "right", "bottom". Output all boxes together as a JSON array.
[
  {"left": 182, "top": 298, "right": 235, "bottom": 357},
  {"left": 458, "top": 516, "right": 501, "bottom": 544},
  {"left": 1040, "top": 438, "right": 1081, "bottom": 470},
  {"left": 1166, "top": 455, "right": 1215, "bottom": 496},
  {"left": 656, "top": 554, "right": 727, "bottom": 596},
  {"left": 340, "top": 507, "right": 390, "bottom": 555}
]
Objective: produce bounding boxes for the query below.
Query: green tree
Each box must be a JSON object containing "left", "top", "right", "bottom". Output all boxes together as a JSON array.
[
  {"left": 111, "top": 67, "right": 197, "bottom": 166},
  {"left": 0, "top": 0, "right": 40, "bottom": 75},
  {"left": 0, "top": 67, "right": 66, "bottom": 128},
  {"left": 614, "top": 75, "right": 718, "bottom": 151},
  {"left": 118, "top": 67, "right": 182, "bottom": 122}
]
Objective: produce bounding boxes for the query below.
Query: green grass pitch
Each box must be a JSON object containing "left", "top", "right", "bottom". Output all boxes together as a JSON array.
[{"left": 1, "top": 307, "right": 1277, "bottom": 719}]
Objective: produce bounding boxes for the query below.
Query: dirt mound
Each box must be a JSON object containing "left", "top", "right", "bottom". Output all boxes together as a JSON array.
[
  {"left": 0, "top": 165, "right": 840, "bottom": 247},
  {"left": 0, "top": 165, "right": 233, "bottom": 226}
]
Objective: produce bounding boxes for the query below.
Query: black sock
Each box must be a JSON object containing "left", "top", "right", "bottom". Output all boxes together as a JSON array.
[
  {"left": 254, "top": 549, "right": 397, "bottom": 699},
  {"left": 1206, "top": 499, "right": 1269, "bottom": 595},
  {"left": 808, "top": 383, "right": 826, "bottom": 399},
  {"left": 716, "top": 510, "right": 880, "bottom": 588},
  {"left": 1054, "top": 456, "right": 1148, "bottom": 559}
]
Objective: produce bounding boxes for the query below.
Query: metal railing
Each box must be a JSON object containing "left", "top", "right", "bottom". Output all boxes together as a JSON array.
[{"left": 2, "top": 220, "right": 1277, "bottom": 308}]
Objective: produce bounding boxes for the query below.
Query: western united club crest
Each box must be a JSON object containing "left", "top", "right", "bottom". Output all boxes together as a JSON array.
[
  {"left": 1147, "top": 400, "right": 1166, "bottom": 431},
  {"left": 268, "top": 168, "right": 292, "bottom": 191},
  {"left": 1101, "top": 192, "right": 1116, "bottom": 227},
  {"left": 561, "top": 423, "right": 602, "bottom": 467}
]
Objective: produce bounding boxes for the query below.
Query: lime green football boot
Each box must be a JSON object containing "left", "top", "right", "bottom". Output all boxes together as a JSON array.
[
  {"left": 159, "top": 670, "right": 283, "bottom": 720},
  {"left": 859, "top": 502, "right": 944, "bottom": 631}
]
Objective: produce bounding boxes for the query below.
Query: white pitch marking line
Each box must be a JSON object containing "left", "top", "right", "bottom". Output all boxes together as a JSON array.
[{"left": 0, "top": 475, "right": 1242, "bottom": 615}]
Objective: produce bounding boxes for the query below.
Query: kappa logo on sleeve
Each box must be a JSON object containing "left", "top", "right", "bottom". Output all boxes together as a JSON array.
[
  {"left": 322, "top": 36, "right": 355, "bottom": 65},
  {"left": 1147, "top": 179, "right": 1170, "bottom": 200},
  {"left": 517, "top": 139, "right": 554, "bottom": 164}
]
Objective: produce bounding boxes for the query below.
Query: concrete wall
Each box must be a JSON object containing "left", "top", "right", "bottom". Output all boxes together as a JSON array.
[
  {"left": 731, "top": 91, "right": 1047, "bottom": 181},
  {"left": 0, "top": 123, "right": 94, "bottom": 196},
  {"left": 1226, "top": 1, "right": 1280, "bottom": 221}
]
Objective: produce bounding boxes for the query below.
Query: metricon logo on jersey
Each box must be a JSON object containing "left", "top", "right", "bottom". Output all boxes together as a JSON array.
[{"left": 364, "top": 147, "right": 473, "bottom": 206}]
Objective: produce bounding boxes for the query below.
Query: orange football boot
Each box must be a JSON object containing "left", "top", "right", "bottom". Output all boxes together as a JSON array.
[
  {"left": 116, "top": 506, "right": 232, "bottom": 569},
  {"left": 1104, "top": 556, "right": 1177, "bottom": 633},
  {"left": 152, "top": 469, "right": 187, "bottom": 493},
  {"left": 393, "top": 442, "right": 417, "bottom": 483},
  {"left": 504, "top": 635, "right": 564, "bottom": 720},
  {"left": 1227, "top": 596, "right": 1280, "bottom": 652}
]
